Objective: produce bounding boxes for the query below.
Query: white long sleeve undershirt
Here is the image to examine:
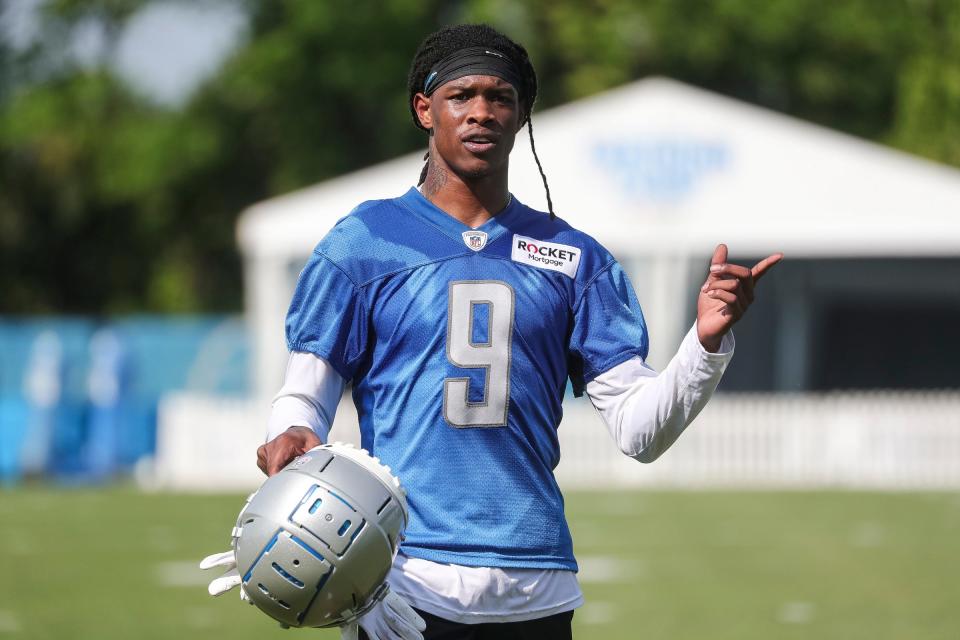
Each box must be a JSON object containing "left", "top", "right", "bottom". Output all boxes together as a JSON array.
[
  {"left": 264, "top": 322, "right": 733, "bottom": 622},
  {"left": 266, "top": 351, "right": 345, "bottom": 443},
  {"left": 585, "top": 322, "right": 735, "bottom": 463}
]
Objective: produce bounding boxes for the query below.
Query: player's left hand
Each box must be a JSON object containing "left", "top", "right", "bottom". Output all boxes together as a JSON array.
[
  {"left": 697, "top": 243, "right": 782, "bottom": 352},
  {"left": 341, "top": 587, "right": 426, "bottom": 640}
]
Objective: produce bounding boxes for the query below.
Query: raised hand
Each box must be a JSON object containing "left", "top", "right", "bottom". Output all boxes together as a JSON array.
[{"left": 697, "top": 244, "right": 782, "bottom": 352}]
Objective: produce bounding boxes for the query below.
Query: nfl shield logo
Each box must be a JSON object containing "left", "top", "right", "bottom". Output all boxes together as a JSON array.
[{"left": 462, "top": 230, "right": 488, "bottom": 251}]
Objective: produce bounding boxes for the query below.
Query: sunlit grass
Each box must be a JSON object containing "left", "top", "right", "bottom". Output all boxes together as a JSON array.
[{"left": 0, "top": 487, "right": 957, "bottom": 639}]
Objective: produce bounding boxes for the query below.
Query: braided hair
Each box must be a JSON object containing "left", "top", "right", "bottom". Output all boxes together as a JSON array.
[{"left": 406, "top": 24, "right": 555, "bottom": 219}]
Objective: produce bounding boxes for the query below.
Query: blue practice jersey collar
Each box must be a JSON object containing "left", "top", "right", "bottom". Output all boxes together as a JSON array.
[{"left": 399, "top": 186, "right": 523, "bottom": 248}]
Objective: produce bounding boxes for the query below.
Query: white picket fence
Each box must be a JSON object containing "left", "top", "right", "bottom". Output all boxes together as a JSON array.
[
  {"left": 154, "top": 391, "right": 960, "bottom": 491},
  {"left": 555, "top": 392, "right": 960, "bottom": 489}
]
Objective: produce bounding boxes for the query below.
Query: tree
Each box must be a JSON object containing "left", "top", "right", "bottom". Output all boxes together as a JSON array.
[{"left": 889, "top": 0, "right": 960, "bottom": 167}]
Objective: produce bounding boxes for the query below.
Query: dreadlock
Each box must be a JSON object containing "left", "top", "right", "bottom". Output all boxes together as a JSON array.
[{"left": 407, "top": 24, "right": 555, "bottom": 219}]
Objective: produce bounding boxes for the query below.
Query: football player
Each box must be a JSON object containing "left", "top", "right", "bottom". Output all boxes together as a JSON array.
[{"left": 257, "top": 23, "right": 781, "bottom": 640}]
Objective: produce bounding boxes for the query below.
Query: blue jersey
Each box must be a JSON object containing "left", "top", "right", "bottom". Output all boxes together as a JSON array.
[{"left": 286, "top": 187, "right": 648, "bottom": 570}]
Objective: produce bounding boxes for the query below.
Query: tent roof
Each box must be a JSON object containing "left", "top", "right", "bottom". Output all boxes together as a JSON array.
[{"left": 238, "top": 77, "right": 960, "bottom": 260}]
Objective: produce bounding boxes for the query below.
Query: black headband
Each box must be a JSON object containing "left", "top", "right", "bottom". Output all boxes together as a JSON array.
[{"left": 422, "top": 46, "right": 524, "bottom": 97}]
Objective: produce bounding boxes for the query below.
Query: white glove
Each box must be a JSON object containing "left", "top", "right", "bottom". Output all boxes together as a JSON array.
[
  {"left": 199, "top": 550, "right": 248, "bottom": 600},
  {"left": 341, "top": 587, "right": 426, "bottom": 640}
]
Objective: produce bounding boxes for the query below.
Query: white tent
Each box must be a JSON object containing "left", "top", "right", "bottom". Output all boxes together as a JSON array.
[{"left": 238, "top": 77, "right": 960, "bottom": 401}]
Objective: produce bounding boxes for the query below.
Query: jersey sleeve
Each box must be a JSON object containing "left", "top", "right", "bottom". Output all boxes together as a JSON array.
[
  {"left": 285, "top": 250, "right": 370, "bottom": 381},
  {"left": 568, "top": 260, "right": 649, "bottom": 396}
]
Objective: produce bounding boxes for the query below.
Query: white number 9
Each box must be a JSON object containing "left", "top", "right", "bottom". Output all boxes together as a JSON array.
[{"left": 443, "top": 280, "right": 515, "bottom": 427}]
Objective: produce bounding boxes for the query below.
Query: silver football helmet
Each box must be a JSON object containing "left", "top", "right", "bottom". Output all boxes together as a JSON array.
[{"left": 230, "top": 442, "right": 408, "bottom": 628}]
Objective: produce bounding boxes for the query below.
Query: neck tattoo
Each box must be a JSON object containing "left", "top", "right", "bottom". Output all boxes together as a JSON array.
[
  {"left": 418, "top": 163, "right": 513, "bottom": 211},
  {"left": 421, "top": 162, "right": 448, "bottom": 200}
]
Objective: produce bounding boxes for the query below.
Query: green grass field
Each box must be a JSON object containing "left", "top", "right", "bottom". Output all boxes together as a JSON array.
[{"left": 0, "top": 488, "right": 957, "bottom": 639}]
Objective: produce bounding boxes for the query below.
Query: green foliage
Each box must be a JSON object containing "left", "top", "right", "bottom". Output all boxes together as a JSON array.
[
  {"left": 0, "top": 71, "right": 219, "bottom": 312},
  {"left": 191, "top": 0, "right": 446, "bottom": 196},
  {"left": 890, "top": 1, "right": 960, "bottom": 166},
  {"left": 468, "top": 0, "right": 922, "bottom": 139},
  {"left": 1, "top": 0, "right": 959, "bottom": 313}
]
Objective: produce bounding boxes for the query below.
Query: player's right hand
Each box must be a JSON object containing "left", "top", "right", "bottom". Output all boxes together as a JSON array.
[{"left": 256, "top": 426, "right": 322, "bottom": 476}]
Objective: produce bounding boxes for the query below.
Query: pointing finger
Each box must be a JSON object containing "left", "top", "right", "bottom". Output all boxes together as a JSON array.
[{"left": 752, "top": 253, "right": 784, "bottom": 283}]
